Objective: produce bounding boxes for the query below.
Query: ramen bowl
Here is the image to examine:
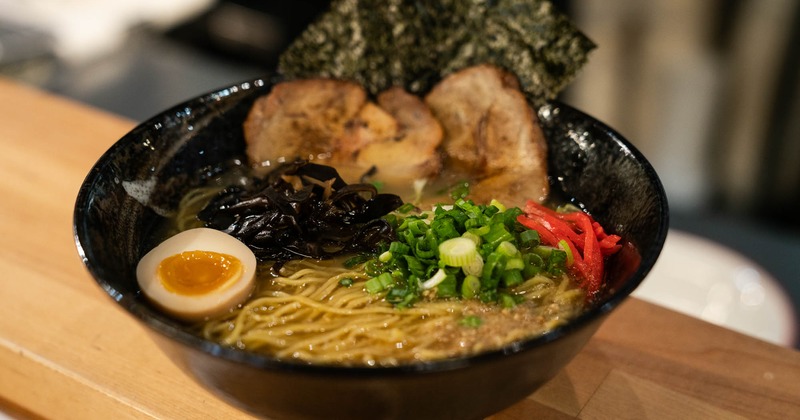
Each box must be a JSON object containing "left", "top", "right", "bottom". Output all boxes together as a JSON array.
[{"left": 74, "top": 76, "right": 668, "bottom": 420}]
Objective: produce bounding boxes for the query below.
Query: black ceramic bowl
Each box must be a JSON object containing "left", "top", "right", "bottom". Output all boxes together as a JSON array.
[{"left": 74, "top": 76, "right": 668, "bottom": 420}]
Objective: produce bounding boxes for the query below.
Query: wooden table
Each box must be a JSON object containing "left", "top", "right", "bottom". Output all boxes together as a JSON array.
[{"left": 1, "top": 77, "right": 798, "bottom": 419}]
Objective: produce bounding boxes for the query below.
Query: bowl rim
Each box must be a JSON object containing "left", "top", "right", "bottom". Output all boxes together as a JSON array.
[{"left": 73, "top": 77, "right": 670, "bottom": 376}]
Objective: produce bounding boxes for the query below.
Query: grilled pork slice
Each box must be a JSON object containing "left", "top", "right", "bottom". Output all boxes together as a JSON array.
[
  {"left": 243, "top": 79, "right": 367, "bottom": 167},
  {"left": 243, "top": 80, "right": 442, "bottom": 183},
  {"left": 353, "top": 87, "right": 443, "bottom": 183},
  {"left": 425, "top": 64, "right": 549, "bottom": 205}
]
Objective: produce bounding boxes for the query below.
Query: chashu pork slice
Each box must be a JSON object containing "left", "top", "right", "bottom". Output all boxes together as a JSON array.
[
  {"left": 425, "top": 64, "right": 549, "bottom": 205},
  {"left": 243, "top": 78, "right": 368, "bottom": 168},
  {"left": 243, "top": 79, "right": 442, "bottom": 185},
  {"left": 352, "top": 87, "right": 443, "bottom": 183}
]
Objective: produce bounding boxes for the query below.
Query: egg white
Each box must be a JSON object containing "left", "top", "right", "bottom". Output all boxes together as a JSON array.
[{"left": 136, "top": 227, "right": 257, "bottom": 321}]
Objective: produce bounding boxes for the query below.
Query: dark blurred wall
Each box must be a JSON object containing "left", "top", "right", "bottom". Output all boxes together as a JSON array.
[
  {"left": 563, "top": 0, "right": 800, "bottom": 233},
  {"left": 166, "top": 0, "right": 330, "bottom": 69}
]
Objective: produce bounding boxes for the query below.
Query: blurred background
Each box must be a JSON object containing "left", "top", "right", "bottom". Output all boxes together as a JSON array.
[{"left": 1, "top": 0, "right": 798, "bottom": 346}]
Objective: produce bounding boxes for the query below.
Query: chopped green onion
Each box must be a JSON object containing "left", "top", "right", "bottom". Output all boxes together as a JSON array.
[
  {"left": 505, "top": 257, "right": 525, "bottom": 271},
  {"left": 495, "top": 241, "right": 520, "bottom": 258},
  {"left": 519, "top": 229, "right": 540, "bottom": 247},
  {"left": 547, "top": 249, "right": 567, "bottom": 274},
  {"left": 460, "top": 315, "right": 483, "bottom": 328},
  {"left": 455, "top": 198, "right": 480, "bottom": 216},
  {"left": 461, "top": 275, "right": 481, "bottom": 299},
  {"left": 356, "top": 199, "right": 576, "bottom": 308},
  {"left": 366, "top": 272, "right": 394, "bottom": 293},
  {"left": 481, "top": 252, "right": 506, "bottom": 287},
  {"left": 389, "top": 241, "right": 411, "bottom": 255},
  {"left": 395, "top": 202, "right": 417, "bottom": 214},
  {"left": 338, "top": 278, "right": 354, "bottom": 287},
  {"left": 414, "top": 240, "right": 437, "bottom": 259},
  {"left": 499, "top": 293, "right": 518, "bottom": 308},
  {"left": 408, "top": 219, "right": 428, "bottom": 235},
  {"left": 557, "top": 239, "right": 574, "bottom": 266},
  {"left": 468, "top": 225, "right": 491, "bottom": 237},
  {"left": 436, "top": 274, "right": 458, "bottom": 297},
  {"left": 378, "top": 272, "right": 394, "bottom": 288},
  {"left": 489, "top": 199, "right": 506, "bottom": 212},
  {"left": 523, "top": 253, "right": 544, "bottom": 278},
  {"left": 533, "top": 245, "right": 556, "bottom": 258},
  {"left": 483, "top": 223, "right": 513, "bottom": 248},
  {"left": 483, "top": 205, "right": 500, "bottom": 218},
  {"left": 386, "top": 287, "right": 417, "bottom": 308},
  {"left": 343, "top": 254, "right": 371, "bottom": 268},
  {"left": 364, "top": 259, "right": 387, "bottom": 276},
  {"left": 383, "top": 213, "right": 399, "bottom": 229},
  {"left": 502, "top": 269, "right": 524, "bottom": 287},
  {"left": 365, "top": 277, "right": 384, "bottom": 294},
  {"left": 461, "top": 231, "right": 482, "bottom": 246},
  {"left": 479, "top": 289, "right": 498, "bottom": 303},
  {"left": 386, "top": 286, "right": 411, "bottom": 304},
  {"left": 421, "top": 268, "right": 448, "bottom": 289},
  {"left": 432, "top": 217, "right": 460, "bottom": 240},
  {"left": 404, "top": 255, "right": 426, "bottom": 278},
  {"left": 462, "top": 254, "right": 484, "bottom": 277},
  {"left": 391, "top": 268, "right": 406, "bottom": 280},
  {"left": 464, "top": 218, "right": 481, "bottom": 230},
  {"left": 439, "top": 237, "right": 479, "bottom": 267}
]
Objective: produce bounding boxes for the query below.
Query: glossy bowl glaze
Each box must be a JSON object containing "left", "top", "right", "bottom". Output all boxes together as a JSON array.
[{"left": 74, "top": 76, "right": 668, "bottom": 420}]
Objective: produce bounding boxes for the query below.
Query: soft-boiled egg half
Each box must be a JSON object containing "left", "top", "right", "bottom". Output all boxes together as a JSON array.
[{"left": 136, "top": 227, "right": 257, "bottom": 322}]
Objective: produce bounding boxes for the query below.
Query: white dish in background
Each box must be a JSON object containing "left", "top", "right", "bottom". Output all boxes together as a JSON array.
[{"left": 632, "top": 229, "right": 797, "bottom": 347}]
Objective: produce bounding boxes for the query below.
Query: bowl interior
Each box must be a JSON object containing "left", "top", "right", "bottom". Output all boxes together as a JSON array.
[{"left": 74, "top": 76, "right": 668, "bottom": 372}]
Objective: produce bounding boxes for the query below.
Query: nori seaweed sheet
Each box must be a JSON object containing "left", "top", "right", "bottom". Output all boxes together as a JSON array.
[{"left": 277, "top": 0, "right": 595, "bottom": 106}]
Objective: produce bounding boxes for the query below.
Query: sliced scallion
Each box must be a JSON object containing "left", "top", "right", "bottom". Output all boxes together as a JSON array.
[
  {"left": 461, "top": 231, "right": 482, "bottom": 246},
  {"left": 436, "top": 274, "right": 458, "bottom": 297},
  {"left": 495, "top": 241, "right": 519, "bottom": 258},
  {"left": 460, "top": 315, "right": 483, "bottom": 328},
  {"left": 421, "top": 268, "right": 448, "bottom": 289},
  {"left": 461, "top": 275, "right": 481, "bottom": 299},
  {"left": 462, "top": 253, "right": 484, "bottom": 277},
  {"left": 389, "top": 241, "right": 411, "bottom": 255},
  {"left": 502, "top": 269, "right": 524, "bottom": 287},
  {"left": 499, "top": 293, "right": 518, "bottom": 308},
  {"left": 519, "top": 229, "right": 540, "bottom": 247},
  {"left": 489, "top": 199, "right": 506, "bottom": 212},
  {"left": 505, "top": 257, "right": 525, "bottom": 271},
  {"left": 557, "top": 239, "right": 574, "bottom": 266},
  {"left": 366, "top": 272, "right": 394, "bottom": 293},
  {"left": 483, "top": 223, "right": 513, "bottom": 248},
  {"left": 357, "top": 198, "right": 576, "bottom": 308},
  {"left": 439, "top": 237, "right": 479, "bottom": 267}
]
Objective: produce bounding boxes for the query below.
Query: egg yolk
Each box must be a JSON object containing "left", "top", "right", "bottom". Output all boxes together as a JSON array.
[{"left": 157, "top": 251, "right": 243, "bottom": 295}]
